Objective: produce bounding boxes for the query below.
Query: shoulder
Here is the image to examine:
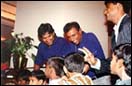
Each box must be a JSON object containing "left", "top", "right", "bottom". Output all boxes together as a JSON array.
[
  {"left": 84, "top": 32, "right": 98, "bottom": 41},
  {"left": 58, "top": 78, "right": 69, "bottom": 85},
  {"left": 56, "top": 37, "right": 69, "bottom": 43},
  {"left": 38, "top": 42, "right": 46, "bottom": 49},
  {"left": 120, "top": 16, "right": 131, "bottom": 33},
  {"left": 84, "top": 32, "right": 97, "bottom": 38},
  {"left": 38, "top": 42, "right": 44, "bottom": 46},
  {"left": 84, "top": 75, "right": 93, "bottom": 85},
  {"left": 56, "top": 36, "right": 65, "bottom": 41},
  {"left": 123, "top": 15, "right": 131, "bottom": 24},
  {"left": 121, "top": 15, "right": 131, "bottom": 30},
  {"left": 69, "top": 74, "right": 93, "bottom": 85},
  {"left": 123, "top": 17, "right": 131, "bottom": 27}
]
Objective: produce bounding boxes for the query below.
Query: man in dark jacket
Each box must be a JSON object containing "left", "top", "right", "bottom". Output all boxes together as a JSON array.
[
  {"left": 79, "top": 1, "right": 131, "bottom": 84},
  {"left": 104, "top": 1, "right": 131, "bottom": 50}
]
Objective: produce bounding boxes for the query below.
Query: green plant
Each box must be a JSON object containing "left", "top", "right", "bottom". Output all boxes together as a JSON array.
[{"left": 11, "top": 33, "right": 38, "bottom": 61}]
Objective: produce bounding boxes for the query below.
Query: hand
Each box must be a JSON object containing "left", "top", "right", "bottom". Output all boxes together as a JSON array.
[
  {"left": 34, "top": 64, "right": 40, "bottom": 71},
  {"left": 78, "top": 47, "right": 97, "bottom": 66},
  {"left": 82, "top": 64, "right": 90, "bottom": 74}
]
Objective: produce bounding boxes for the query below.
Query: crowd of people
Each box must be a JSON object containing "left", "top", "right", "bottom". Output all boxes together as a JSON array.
[{"left": 1, "top": 1, "right": 131, "bottom": 85}]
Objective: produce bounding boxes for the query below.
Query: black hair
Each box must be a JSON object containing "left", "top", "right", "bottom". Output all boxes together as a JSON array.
[
  {"left": 64, "top": 52, "right": 84, "bottom": 73},
  {"left": 38, "top": 23, "right": 54, "bottom": 39},
  {"left": 31, "top": 70, "right": 47, "bottom": 81},
  {"left": 63, "top": 21, "right": 81, "bottom": 33},
  {"left": 17, "top": 69, "right": 31, "bottom": 82},
  {"left": 113, "top": 43, "right": 131, "bottom": 77},
  {"left": 104, "top": 1, "right": 131, "bottom": 14},
  {"left": 47, "top": 56, "right": 64, "bottom": 77}
]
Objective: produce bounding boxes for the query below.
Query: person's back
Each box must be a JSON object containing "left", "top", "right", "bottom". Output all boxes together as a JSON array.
[
  {"left": 63, "top": 52, "right": 93, "bottom": 85},
  {"left": 63, "top": 73, "right": 93, "bottom": 85}
]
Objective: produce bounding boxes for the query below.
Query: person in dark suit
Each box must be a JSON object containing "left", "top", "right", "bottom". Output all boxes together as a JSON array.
[
  {"left": 79, "top": 1, "right": 131, "bottom": 84},
  {"left": 104, "top": 1, "right": 131, "bottom": 84},
  {"left": 104, "top": 1, "right": 131, "bottom": 50}
]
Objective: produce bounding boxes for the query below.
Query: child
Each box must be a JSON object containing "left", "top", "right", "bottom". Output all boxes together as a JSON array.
[
  {"left": 63, "top": 52, "right": 93, "bottom": 85},
  {"left": 29, "top": 70, "right": 48, "bottom": 85},
  {"left": 17, "top": 69, "right": 31, "bottom": 85},
  {"left": 111, "top": 43, "right": 131, "bottom": 85}
]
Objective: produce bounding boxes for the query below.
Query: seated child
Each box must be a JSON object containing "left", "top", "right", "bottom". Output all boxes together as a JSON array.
[
  {"left": 63, "top": 52, "right": 93, "bottom": 85},
  {"left": 29, "top": 70, "right": 48, "bottom": 85},
  {"left": 17, "top": 69, "right": 31, "bottom": 85}
]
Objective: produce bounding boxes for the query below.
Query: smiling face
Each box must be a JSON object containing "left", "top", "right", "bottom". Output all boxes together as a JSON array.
[
  {"left": 104, "top": 3, "right": 119, "bottom": 23},
  {"left": 41, "top": 32, "right": 55, "bottom": 46},
  {"left": 65, "top": 28, "right": 82, "bottom": 45}
]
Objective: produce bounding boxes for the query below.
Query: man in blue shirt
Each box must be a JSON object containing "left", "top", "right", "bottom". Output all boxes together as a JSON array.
[
  {"left": 63, "top": 21, "right": 105, "bottom": 79},
  {"left": 34, "top": 23, "right": 75, "bottom": 70}
]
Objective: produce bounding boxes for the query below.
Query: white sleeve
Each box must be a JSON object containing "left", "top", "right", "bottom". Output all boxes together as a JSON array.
[{"left": 90, "top": 58, "right": 101, "bottom": 70}]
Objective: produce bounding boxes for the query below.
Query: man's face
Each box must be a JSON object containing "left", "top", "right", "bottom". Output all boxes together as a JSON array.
[
  {"left": 65, "top": 28, "right": 82, "bottom": 45},
  {"left": 41, "top": 32, "right": 55, "bottom": 46},
  {"left": 104, "top": 3, "right": 119, "bottom": 23},
  {"left": 110, "top": 53, "right": 123, "bottom": 75}
]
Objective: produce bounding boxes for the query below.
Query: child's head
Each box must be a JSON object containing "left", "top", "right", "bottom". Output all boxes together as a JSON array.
[
  {"left": 64, "top": 52, "right": 84, "bottom": 76},
  {"left": 45, "top": 56, "right": 65, "bottom": 79},
  {"left": 17, "top": 69, "right": 31, "bottom": 85},
  {"left": 111, "top": 43, "right": 131, "bottom": 77},
  {"left": 63, "top": 52, "right": 93, "bottom": 84},
  {"left": 29, "top": 70, "right": 48, "bottom": 85}
]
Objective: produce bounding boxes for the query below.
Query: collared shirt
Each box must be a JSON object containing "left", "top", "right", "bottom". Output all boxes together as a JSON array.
[
  {"left": 115, "top": 79, "right": 131, "bottom": 85},
  {"left": 48, "top": 78, "right": 63, "bottom": 85},
  {"left": 113, "top": 14, "right": 127, "bottom": 42},
  {"left": 35, "top": 36, "right": 75, "bottom": 66},
  {"left": 61, "top": 73, "right": 93, "bottom": 85},
  {"left": 74, "top": 32, "right": 105, "bottom": 78}
]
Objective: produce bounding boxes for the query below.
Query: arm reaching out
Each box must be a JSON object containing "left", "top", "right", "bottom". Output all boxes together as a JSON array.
[
  {"left": 79, "top": 47, "right": 111, "bottom": 75},
  {"left": 78, "top": 47, "right": 97, "bottom": 66}
]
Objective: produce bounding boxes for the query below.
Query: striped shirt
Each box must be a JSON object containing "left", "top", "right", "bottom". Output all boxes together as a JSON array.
[{"left": 60, "top": 73, "right": 93, "bottom": 85}]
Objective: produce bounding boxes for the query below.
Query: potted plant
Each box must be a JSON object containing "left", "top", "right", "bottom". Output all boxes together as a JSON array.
[{"left": 11, "top": 33, "right": 37, "bottom": 70}]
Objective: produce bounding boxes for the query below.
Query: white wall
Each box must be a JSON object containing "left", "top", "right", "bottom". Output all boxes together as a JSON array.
[{"left": 14, "top": 1, "right": 108, "bottom": 67}]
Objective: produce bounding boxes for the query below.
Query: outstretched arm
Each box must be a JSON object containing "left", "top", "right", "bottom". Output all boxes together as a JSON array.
[{"left": 78, "top": 47, "right": 110, "bottom": 75}]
